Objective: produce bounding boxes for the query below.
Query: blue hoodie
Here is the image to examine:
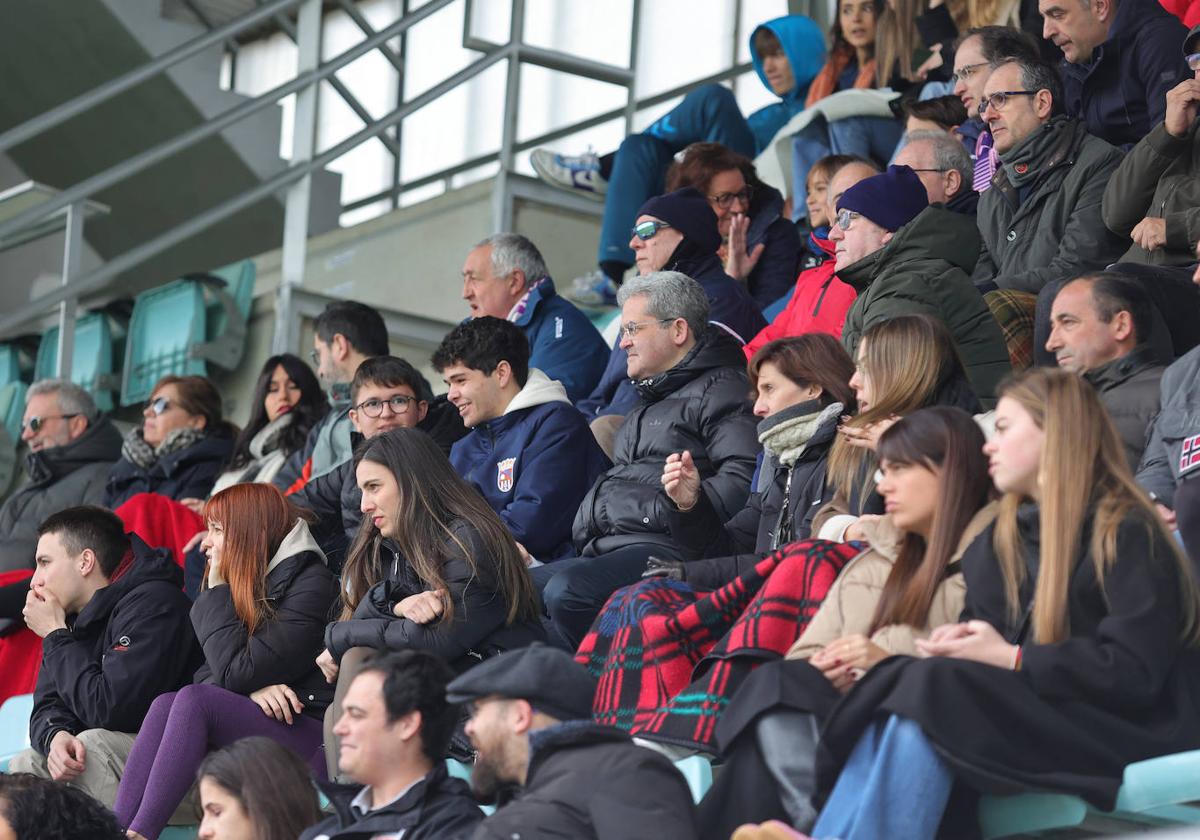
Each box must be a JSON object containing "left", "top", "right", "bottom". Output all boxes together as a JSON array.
[{"left": 747, "top": 15, "right": 827, "bottom": 154}]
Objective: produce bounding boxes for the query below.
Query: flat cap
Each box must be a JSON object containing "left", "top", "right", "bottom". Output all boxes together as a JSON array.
[{"left": 445, "top": 643, "right": 596, "bottom": 722}]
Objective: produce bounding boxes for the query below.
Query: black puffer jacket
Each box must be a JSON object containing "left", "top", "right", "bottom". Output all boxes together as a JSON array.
[
  {"left": 572, "top": 329, "right": 760, "bottom": 558},
  {"left": 190, "top": 520, "right": 338, "bottom": 717},
  {"left": 325, "top": 519, "right": 545, "bottom": 669},
  {"left": 103, "top": 430, "right": 235, "bottom": 508}
]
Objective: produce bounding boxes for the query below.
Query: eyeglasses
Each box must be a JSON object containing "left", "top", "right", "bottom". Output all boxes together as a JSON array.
[
  {"left": 979, "top": 90, "right": 1038, "bottom": 114},
  {"left": 707, "top": 186, "right": 753, "bottom": 209},
  {"left": 619, "top": 318, "right": 675, "bottom": 338},
  {"left": 354, "top": 395, "right": 418, "bottom": 418},
  {"left": 951, "top": 61, "right": 989, "bottom": 84},
  {"left": 906, "top": 168, "right": 949, "bottom": 173},
  {"left": 631, "top": 220, "right": 672, "bottom": 241},
  {"left": 144, "top": 397, "right": 172, "bottom": 416},
  {"left": 835, "top": 208, "right": 863, "bottom": 231},
  {"left": 1187, "top": 52, "right": 1200, "bottom": 71},
  {"left": 22, "top": 414, "right": 80, "bottom": 433}
]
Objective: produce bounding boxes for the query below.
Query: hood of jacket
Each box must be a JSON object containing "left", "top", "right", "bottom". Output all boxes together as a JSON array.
[
  {"left": 417, "top": 394, "right": 469, "bottom": 455},
  {"left": 265, "top": 519, "right": 326, "bottom": 584},
  {"left": 503, "top": 368, "right": 571, "bottom": 415},
  {"left": 24, "top": 418, "right": 122, "bottom": 486},
  {"left": 73, "top": 534, "right": 183, "bottom": 633},
  {"left": 634, "top": 327, "right": 747, "bottom": 403},
  {"left": 1084, "top": 344, "right": 1164, "bottom": 393},
  {"left": 750, "top": 15, "right": 826, "bottom": 107},
  {"left": 839, "top": 205, "right": 980, "bottom": 292}
]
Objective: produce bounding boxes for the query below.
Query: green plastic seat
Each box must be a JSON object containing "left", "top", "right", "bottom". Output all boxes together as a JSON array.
[
  {"left": 159, "top": 828, "right": 199, "bottom": 839},
  {"left": 0, "top": 693, "right": 35, "bottom": 772},
  {"left": 590, "top": 308, "right": 621, "bottom": 347},
  {"left": 35, "top": 313, "right": 121, "bottom": 412},
  {"left": 0, "top": 382, "right": 27, "bottom": 445},
  {"left": 0, "top": 345, "right": 23, "bottom": 388},
  {"left": 980, "top": 750, "right": 1200, "bottom": 838}
]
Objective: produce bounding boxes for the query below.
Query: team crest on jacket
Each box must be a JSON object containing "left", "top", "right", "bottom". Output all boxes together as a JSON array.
[{"left": 497, "top": 457, "right": 516, "bottom": 492}]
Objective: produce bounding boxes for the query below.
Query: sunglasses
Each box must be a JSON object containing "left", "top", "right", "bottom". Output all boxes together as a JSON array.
[
  {"left": 22, "top": 413, "right": 80, "bottom": 433},
  {"left": 144, "top": 396, "right": 172, "bottom": 416},
  {"left": 631, "top": 220, "right": 672, "bottom": 241}
]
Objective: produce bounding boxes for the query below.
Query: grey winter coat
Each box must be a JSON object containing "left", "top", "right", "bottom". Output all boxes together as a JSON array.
[
  {"left": 974, "top": 116, "right": 1127, "bottom": 293},
  {"left": 1103, "top": 121, "right": 1200, "bottom": 266},
  {"left": 1084, "top": 345, "right": 1164, "bottom": 469},
  {"left": 1138, "top": 343, "right": 1200, "bottom": 508},
  {"left": 0, "top": 420, "right": 122, "bottom": 573}
]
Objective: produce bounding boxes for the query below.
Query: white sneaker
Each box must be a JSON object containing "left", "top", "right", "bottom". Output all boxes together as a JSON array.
[{"left": 530, "top": 147, "right": 608, "bottom": 198}]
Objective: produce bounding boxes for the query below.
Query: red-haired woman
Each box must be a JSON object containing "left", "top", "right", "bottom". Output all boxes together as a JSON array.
[{"left": 113, "top": 483, "right": 338, "bottom": 840}]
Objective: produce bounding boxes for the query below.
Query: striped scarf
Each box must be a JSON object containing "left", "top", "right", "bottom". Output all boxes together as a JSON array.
[
  {"left": 973, "top": 130, "right": 998, "bottom": 192},
  {"left": 506, "top": 276, "right": 549, "bottom": 322}
]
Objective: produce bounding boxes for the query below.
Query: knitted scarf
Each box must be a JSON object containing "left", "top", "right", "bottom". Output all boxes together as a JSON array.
[
  {"left": 121, "top": 425, "right": 206, "bottom": 470},
  {"left": 806, "top": 45, "right": 877, "bottom": 107},
  {"left": 758, "top": 400, "right": 844, "bottom": 468}
]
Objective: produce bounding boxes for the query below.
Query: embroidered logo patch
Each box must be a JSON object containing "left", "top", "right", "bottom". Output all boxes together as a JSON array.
[
  {"left": 497, "top": 457, "right": 516, "bottom": 492},
  {"left": 1180, "top": 434, "right": 1200, "bottom": 475},
  {"left": 1014, "top": 163, "right": 1028, "bottom": 175}
]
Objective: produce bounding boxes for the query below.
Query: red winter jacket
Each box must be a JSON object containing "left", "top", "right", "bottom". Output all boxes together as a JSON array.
[{"left": 744, "top": 237, "right": 857, "bottom": 360}]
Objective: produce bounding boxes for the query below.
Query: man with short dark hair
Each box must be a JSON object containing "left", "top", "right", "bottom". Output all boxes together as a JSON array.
[
  {"left": 449, "top": 644, "right": 700, "bottom": 840},
  {"left": 461, "top": 234, "right": 608, "bottom": 402},
  {"left": 9, "top": 507, "right": 201, "bottom": 810},
  {"left": 273, "top": 300, "right": 390, "bottom": 493},
  {"left": 301, "top": 651, "right": 484, "bottom": 840},
  {"left": 1046, "top": 272, "right": 1164, "bottom": 466},
  {"left": 432, "top": 317, "right": 608, "bottom": 561}
]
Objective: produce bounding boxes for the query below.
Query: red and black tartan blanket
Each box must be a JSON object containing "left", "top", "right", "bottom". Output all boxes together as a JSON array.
[{"left": 575, "top": 538, "right": 859, "bottom": 753}]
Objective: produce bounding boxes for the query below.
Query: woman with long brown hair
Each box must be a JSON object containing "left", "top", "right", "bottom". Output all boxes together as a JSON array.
[
  {"left": 114, "top": 483, "right": 338, "bottom": 840},
  {"left": 790, "top": 368, "right": 1200, "bottom": 840},
  {"left": 695, "top": 406, "right": 996, "bottom": 838}
]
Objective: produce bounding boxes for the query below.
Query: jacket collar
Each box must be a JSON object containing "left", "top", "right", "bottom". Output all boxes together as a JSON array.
[
  {"left": 1083, "top": 344, "right": 1162, "bottom": 392},
  {"left": 511, "top": 277, "right": 557, "bottom": 328},
  {"left": 316, "top": 763, "right": 451, "bottom": 831},
  {"left": 525, "top": 720, "right": 630, "bottom": 782},
  {"left": 993, "top": 116, "right": 1082, "bottom": 200},
  {"left": 632, "top": 328, "right": 746, "bottom": 403},
  {"left": 71, "top": 535, "right": 183, "bottom": 632},
  {"left": 24, "top": 418, "right": 122, "bottom": 485}
]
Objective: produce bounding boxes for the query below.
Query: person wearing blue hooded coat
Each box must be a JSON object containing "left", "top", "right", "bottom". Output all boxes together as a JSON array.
[{"left": 530, "top": 15, "right": 827, "bottom": 300}]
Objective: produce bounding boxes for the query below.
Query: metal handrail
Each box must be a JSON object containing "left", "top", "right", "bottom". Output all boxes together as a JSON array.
[{"left": 0, "top": 0, "right": 304, "bottom": 153}]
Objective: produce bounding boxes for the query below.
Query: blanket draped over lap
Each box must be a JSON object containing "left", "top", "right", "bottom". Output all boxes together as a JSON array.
[{"left": 576, "top": 538, "right": 859, "bottom": 752}]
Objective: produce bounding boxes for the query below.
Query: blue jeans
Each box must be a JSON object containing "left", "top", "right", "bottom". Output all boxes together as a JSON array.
[
  {"left": 790, "top": 115, "right": 905, "bottom": 221},
  {"left": 598, "top": 84, "right": 756, "bottom": 268},
  {"left": 811, "top": 714, "right": 954, "bottom": 840}
]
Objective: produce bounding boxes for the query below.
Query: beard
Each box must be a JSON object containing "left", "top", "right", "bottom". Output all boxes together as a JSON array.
[{"left": 469, "top": 750, "right": 506, "bottom": 804}]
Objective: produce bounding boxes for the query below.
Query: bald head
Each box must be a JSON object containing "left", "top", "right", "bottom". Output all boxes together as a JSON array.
[{"left": 827, "top": 161, "right": 881, "bottom": 224}]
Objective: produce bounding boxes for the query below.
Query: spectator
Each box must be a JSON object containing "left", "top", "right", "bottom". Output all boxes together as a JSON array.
[
  {"left": 665, "top": 143, "right": 802, "bottom": 308},
  {"left": 460, "top": 234, "right": 608, "bottom": 402},
  {"left": 543, "top": 273, "right": 759, "bottom": 650},
  {"left": 303, "top": 652, "right": 482, "bottom": 840},
  {"left": 103, "top": 375, "right": 236, "bottom": 508},
  {"left": 0, "top": 380, "right": 120, "bottom": 575},
  {"left": 292, "top": 356, "right": 435, "bottom": 571},
  {"left": 0, "top": 773, "right": 126, "bottom": 840},
  {"left": 316, "top": 429, "right": 544, "bottom": 776},
  {"left": 804, "top": 369, "right": 1200, "bottom": 839},
  {"left": 274, "top": 301, "right": 390, "bottom": 493},
  {"left": 210, "top": 353, "right": 329, "bottom": 493},
  {"left": 696, "top": 407, "right": 995, "bottom": 838},
  {"left": 196, "top": 737, "right": 323, "bottom": 840},
  {"left": 114, "top": 484, "right": 337, "bottom": 840},
  {"left": 970, "top": 57, "right": 1127, "bottom": 359},
  {"left": 10, "top": 507, "right": 201, "bottom": 809},
  {"left": 432, "top": 317, "right": 609, "bottom": 561},
  {"left": 530, "top": 16, "right": 826, "bottom": 303},
  {"left": 793, "top": 153, "right": 844, "bottom": 276},
  {"left": 898, "top": 94, "right": 968, "bottom": 136},
  {"left": 894, "top": 130, "right": 977, "bottom": 217},
  {"left": 1045, "top": 0, "right": 1188, "bottom": 148},
  {"left": 576, "top": 187, "right": 767, "bottom": 420},
  {"left": 449, "top": 644, "right": 701, "bottom": 839},
  {"left": 746, "top": 157, "right": 877, "bottom": 357},
  {"left": 1046, "top": 272, "right": 1164, "bottom": 466},
  {"left": 833, "top": 165, "right": 1011, "bottom": 400}
]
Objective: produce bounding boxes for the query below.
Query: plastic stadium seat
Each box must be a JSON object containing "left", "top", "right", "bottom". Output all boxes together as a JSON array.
[
  {"left": 159, "top": 828, "right": 199, "bottom": 839},
  {"left": 444, "top": 759, "right": 495, "bottom": 815},
  {"left": 591, "top": 308, "right": 621, "bottom": 348},
  {"left": 0, "top": 345, "right": 23, "bottom": 388},
  {"left": 674, "top": 754, "right": 714, "bottom": 804},
  {"left": 35, "top": 312, "right": 122, "bottom": 412},
  {"left": 0, "top": 693, "right": 34, "bottom": 772},
  {"left": 0, "top": 381, "right": 27, "bottom": 446},
  {"left": 980, "top": 751, "right": 1200, "bottom": 837},
  {"left": 120, "top": 260, "right": 255, "bottom": 407}
]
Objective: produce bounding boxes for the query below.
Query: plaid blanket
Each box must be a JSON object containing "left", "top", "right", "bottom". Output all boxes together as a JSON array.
[{"left": 576, "top": 538, "right": 858, "bottom": 753}]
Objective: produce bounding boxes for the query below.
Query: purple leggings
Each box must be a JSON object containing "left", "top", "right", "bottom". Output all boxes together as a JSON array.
[{"left": 113, "top": 683, "right": 325, "bottom": 838}]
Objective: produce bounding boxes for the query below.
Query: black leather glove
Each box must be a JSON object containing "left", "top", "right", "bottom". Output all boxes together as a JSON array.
[{"left": 642, "top": 555, "right": 686, "bottom": 581}]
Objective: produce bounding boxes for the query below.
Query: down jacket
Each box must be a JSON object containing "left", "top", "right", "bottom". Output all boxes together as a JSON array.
[
  {"left": 572, "top": 328, "right": 760, "bottom": 558},
  {"left": 103, "top": 429, "right": 234, "bottom": 508}
]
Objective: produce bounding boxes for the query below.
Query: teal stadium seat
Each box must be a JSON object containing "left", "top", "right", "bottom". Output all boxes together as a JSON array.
[
  {"left": 0, "top": 381, "right": 27, "bottom": 446},
  {"left": 0, "top": 345, "right": 23, "bottom": 388},
  {"left": 980, "top": 750, "right": 1200, "bottom": 837},
  {"left": 674, "top": 754, "right": 714, "bottom": 804},
  {"left": 120, "top": 260, "right": 255, "bottom": 407},
  {"left": 0, "top": 693, "right": 34, "bottom": 773},
  {"left": 35, "top": 312, "right": 123, "bottom": 412}
]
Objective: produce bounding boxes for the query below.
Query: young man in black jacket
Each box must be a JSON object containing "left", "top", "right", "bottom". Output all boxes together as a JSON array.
[
  {"left": 10, "top": 507, "right": 201, "bottom": 809},
  {"left": 301, "top": 651, "right": 483, "bottom": 840}
]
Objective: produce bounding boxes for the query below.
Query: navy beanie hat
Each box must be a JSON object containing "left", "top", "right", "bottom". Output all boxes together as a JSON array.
[
  {"left": 637, "top": 187, "right": 721, "bottom": 254},
  {"left": 836, "top": 165, "right": 929, "bottom": 233}
]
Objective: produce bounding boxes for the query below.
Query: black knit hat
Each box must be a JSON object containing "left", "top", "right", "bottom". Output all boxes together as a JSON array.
[
  {"left": 836, "top": 165, "right": 929, "bottom": 233},
  {"left": 636, "top": 187, "right": 722, "bottom": 254}
]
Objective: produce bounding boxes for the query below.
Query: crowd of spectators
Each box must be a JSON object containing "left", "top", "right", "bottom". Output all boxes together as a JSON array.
[{"left": 5, "top": 4, "right": 1200, "bottom": 839}]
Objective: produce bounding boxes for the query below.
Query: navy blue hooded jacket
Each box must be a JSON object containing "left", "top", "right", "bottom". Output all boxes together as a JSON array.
[
  {"left": 1059, "top": 0, "right": 1188, "bottom": 149},
  {"left": 514, "top": 277, "right": 609, "bottom": 404},
  {"left": 747, "top": 15, "right": 828, "bottom": 154},
  {"left": 450, "top": 370, "right": 610, "bottom": 559}
]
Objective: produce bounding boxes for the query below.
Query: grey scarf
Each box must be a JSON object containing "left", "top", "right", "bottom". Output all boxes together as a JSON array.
[
  {"left": 121, "top": 425, "right": 206, "bottom": 470},
  {"left": 757, "top": 400, "right": 844, "bottom": 468}
]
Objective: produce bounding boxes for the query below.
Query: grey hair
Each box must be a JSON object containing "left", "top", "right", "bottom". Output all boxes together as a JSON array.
[
  {"left": 27, "top": 379, "right": 97, "bottom": 422},
  {"left": 475, "top": 233, "right": 549, "bottom": 291},
  {"left": 904, "top": 130, "right": 973, "bottom": 189},
  {"left": 616, "top": 271, "right": 710, "bottom": 337},
  {"left": 990, "top": 57, "right": 1064, "bottom": 115}
]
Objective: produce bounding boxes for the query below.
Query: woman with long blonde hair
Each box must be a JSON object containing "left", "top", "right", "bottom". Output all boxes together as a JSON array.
[{"left": 794, "top": 368, "right": 1200, "bottom": 840}]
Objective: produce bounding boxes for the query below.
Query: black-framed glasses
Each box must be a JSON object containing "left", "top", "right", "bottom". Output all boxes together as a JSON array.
[
  {"left": 979, "top": 90, "right": 1038, "bottom": 114},
  {"left": 632, "top": 220, "right": 672, "bottom": 241},
  {"left": 835, "top": 208, "right": 863, "bottom": 231},
  {"left": 144, "top": 396, "right": 172, "bottom": 416},
  {"left": 619, "top": 318, "right": 675, "bottom": 338},
  {"left": 1188, "top": 52, "right": 1200, "bottom": 71},
  {"left": 708, "top": 186, "right": 753, "bottom": 209},
  {"left": 355, "top": 395, "right": 417, "bottom": 418},
  {"left": 907, "top": 168, "right": 949, "bottom": 173},
  {"left": 22, "top": 413, "right": 80, "bottom": 433},
  {"left": 951, "top": 61, "right": 989, "bottom": 84}
]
